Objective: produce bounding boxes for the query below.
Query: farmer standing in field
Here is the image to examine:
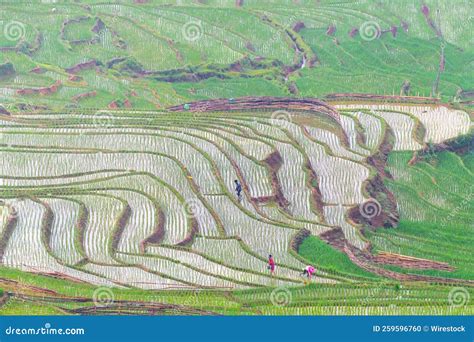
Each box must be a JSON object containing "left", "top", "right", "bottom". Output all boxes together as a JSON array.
[
  {"left": 268, "top": 254, "right": 275, "bottom": 276},
  {"left": 234, "top": 179, "right": 242, "bottom": 201}
]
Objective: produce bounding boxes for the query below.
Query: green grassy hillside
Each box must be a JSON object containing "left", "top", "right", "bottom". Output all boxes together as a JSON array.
[
  {"left": 0, "top": 0, "right": 472, "bottom": 111},
  {"left": 366, "top": 151, "right": 474, "bottom": 280}
]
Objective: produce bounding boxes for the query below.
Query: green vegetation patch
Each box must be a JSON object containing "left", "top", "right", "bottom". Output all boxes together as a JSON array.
[
  {"left": 366, "top": 150, "right": 474, "bottom": 280},
  {"left": 298, "top": 236, "right": 380, "bottom": 280}
]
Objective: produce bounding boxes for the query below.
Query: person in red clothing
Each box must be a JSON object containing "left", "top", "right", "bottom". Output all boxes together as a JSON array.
[{"left": 268, "top": 254, "right": 275, "bottom": 275}]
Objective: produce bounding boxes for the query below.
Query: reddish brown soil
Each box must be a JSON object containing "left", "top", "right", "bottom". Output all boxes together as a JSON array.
[
  {"left": 176, "top": 218, "right": 199, "bottom": 247},
  {"left": 390, "top": 26, "right": 398, "bottom": 37},
  {"left": 348, "top": 28, "right": 358, "bottom": 38},
  {"left": 91, "top": 18, "right": 105, "bottom": 33},
  {"left": 0, "top": 106, "right": 10, "bottom": 115},
  {"left": 141, "top": 205, "right": 166, "bottom": 252},
  {"left": 111, "top": 205, "right": 132, "bottom": 252},
  {"left": 293, "top": 21, "right": 306, "bottom": 33},
  {"left": 16, "top": 103, "right": 49, "bottom": 111},
  {"left": 326, "top": 24, "right": 336, "bottom": 36},
  {"left": 421, "top": 4, "right": 430, "bottom": 16},
  {"left": 319, "top": 226, "right": 347, "bottom": 251},
  {"left": 69, "top": 75, "right": 82, "bottom": 82},
  {"left": 0, "top": 278, "right": 58, "bottom": 296},
  {"left": 65, "top": 60, "right": 100, "bottom": 74},
  {"left": 76, "top": 203, "right": 89, "bottom": 263},
  {"left": 421, "top": 4, "right": 443, "bottom": 38},
  {"left": 373, "top": 252, "right": 454, "bottom": 271},
  {"left": 0, "top": 212, "right": 17, "bottom": 263},
  {"left": 72, "top": 91, "right": 97, "bottom": 102},
  {"left": 34, "top": 272, "right": 91, "bottom": 284},
  {"left": 123, "top": 99, "right": 132, "bottom": 108},
  {"left": 366, "top": 126, "right": 394, "bottom": 177},
  {"left": 61, "top": 302, "right": 218, "bottom": 315},
  {"left": 168, "top": 97, "right": 341, "bottom": 123},
  {"left": 259, "top": 151, "right": 290, "bottom": 210},
  {"left": 35, "top": 199, "right": 54, "bottom": 257},
  {"left": 8, "top": 292, "right": 220, "bottom": 315},
  {"left": 348, "top": 174, "right": 399, "bottom": 228},
  {"left": 290, "top": 229, "right": 311, "bottom": 252},
  {"left": 305, "top": 160, "right": 325, "bottom": 220},
  {"left": 106, "top": 57, "right": 127, "bottom": 69},
  {"left": 343, "top": 244, "right": 471, "bottom": 284},
  {"left": 0, "top": 291, "right": 9, "bottom": 307},
  {"left": 440, "top": 52, "right": 445, "bottom": 72},
  {"left": 320, "top": 228, "right": 468, "bottom": 284},
  {"left": 30, "top": 67, "right": 45, "bottom": 74},
  {"left": 108, "top": 101, "right": 119, "bottom": 109},
  {"left": 17, "top": 80, "right": 61, "bottom": 96}
]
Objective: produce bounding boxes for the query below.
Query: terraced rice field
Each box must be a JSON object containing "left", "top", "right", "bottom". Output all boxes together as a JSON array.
[
  {"left": 0, "top": 102, "right": 472, "bottom": 297},
  {"left": 0, "top": 0, "right": 473, "bottom": 316}
]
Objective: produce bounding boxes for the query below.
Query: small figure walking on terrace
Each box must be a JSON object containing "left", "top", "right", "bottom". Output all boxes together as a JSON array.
[
  {"left": 268, "top": 254, "right": 275, "bottom": 276},
  {"left": 234, "top": 179, "right": 242, "bottom": 201},
  {"left": 302, "top": 265, "right": 315, "bottom": 280}
]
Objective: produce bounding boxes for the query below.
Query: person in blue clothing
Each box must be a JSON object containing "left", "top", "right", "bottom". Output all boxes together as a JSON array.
[{"left": 234, "top": 179, "right": 242, "bottom": 201}]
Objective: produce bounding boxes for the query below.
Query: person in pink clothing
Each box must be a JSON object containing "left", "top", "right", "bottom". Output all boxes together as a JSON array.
[
  {"left": 302, "top": 265, "right": 315, "bottom": 280},
  {"left": 268, "top": 255, "right": 275, "bottom": 275}
]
